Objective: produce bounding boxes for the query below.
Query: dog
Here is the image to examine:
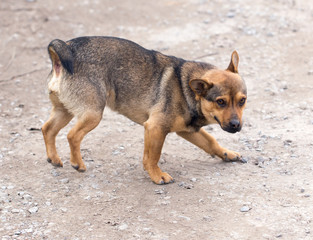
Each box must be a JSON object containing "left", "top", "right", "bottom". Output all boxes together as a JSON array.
[{"left": 42, "top": 36, "right": 247, "bottom": 185}]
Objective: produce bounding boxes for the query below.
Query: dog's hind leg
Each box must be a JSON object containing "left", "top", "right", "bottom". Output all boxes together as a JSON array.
[
  {"left": 67, "top": 111, "right": 102, "bottom": 172},
  {"left": 177, "top": 128, "right": 242, "bottom": 162},
  {"left": 143, "top": 118, "right": 174, "bottom": 184},
  {"left": 42, "top": 93, "right": 73, "bottom": 167}
]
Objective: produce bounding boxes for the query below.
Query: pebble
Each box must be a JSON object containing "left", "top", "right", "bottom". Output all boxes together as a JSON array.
[
  {"left": 203, "top": 216, "right": 212, "bottom": 221},
  {"left": 255, "top": 156, "right": 265, "bottom": 167},
  {"left": 190, "top": 178, "right": 197, "bottom": 182},
  {"left": 241, "top": 157, "right": 248, "bottom": 163},
  {"left": 17, "top": 191, "right": 25, "bottom": 197},
  {"left": 299, "top": 101, "right": 308, "bottom": 110},
  {"left": 51, "top": 169, "right": 60, "bottom": 177},
  {"left": 23, "top": 194, "right": 32, "bottom": 200},
  {"left": 242, "top": 27, "right": 257, "bottom": 35},
  {"left": 118, "top": 223, "right": 128, "bottom": 231},
  {"left": 60, "top": 207, "right": 68, "bottom": 213},
  {"left": 155, "top": 189, "right": 166, "bottom": 194},
  {"left": 178, "top": 215, "right": 191, "bottom": 221},
  {"left": 226, "top": 11, "right": 236, "bottom": 18},
  {"left": 240, "top": 206, "right": 251, "bottom": 212},
  {"left": 60, "top": 178, "right": 69, "bottom": 184},
  {"left": 283, "top": 140, "right": 292, "bottom": 146},
  {"left": 28, "top": 207, "right": 38, "bottom": 214},
  {"left": 84, "top": 196, "right": 91, "bottom": 200},
  {"left": 11, "top": 209, "right": 20, "bottom": 213},
  {"left": 178, "top": 182, "right": 194, "bottom": 189},
  {"left": 280, "top": 81, "right": 288, "bottom": 90}
]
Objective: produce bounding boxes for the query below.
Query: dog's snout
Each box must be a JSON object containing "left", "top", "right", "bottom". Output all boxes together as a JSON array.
[{"left": 230, "top": 119, "right": 240, "bottom": 129}]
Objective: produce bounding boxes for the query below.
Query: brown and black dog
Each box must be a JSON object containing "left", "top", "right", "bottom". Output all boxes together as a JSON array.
[{"left": 42, "top": 36, "right": 247, "bottom": 184}]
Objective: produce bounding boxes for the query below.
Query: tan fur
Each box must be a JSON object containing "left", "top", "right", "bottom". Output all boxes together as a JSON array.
[{"left": 42, "top": 37, "right": 247, "bottom": 184}]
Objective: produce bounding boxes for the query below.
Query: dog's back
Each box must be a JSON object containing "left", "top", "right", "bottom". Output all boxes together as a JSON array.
[{"left": 48, "top": 36, "right": 208, "bottom": 124}]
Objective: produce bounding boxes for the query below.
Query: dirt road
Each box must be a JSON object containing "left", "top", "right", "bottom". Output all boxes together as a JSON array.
[{"left": 1, "top": 0, "right": 313, "bottom": 239}]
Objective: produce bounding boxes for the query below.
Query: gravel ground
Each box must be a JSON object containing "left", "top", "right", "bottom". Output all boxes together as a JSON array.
[{"left": 1, "top": 0, "right": 313, "bottom": 239}]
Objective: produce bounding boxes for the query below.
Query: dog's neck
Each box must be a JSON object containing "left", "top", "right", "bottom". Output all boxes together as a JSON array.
[{"left": 186, "top": 107, "right": 207, "bottom": 131}]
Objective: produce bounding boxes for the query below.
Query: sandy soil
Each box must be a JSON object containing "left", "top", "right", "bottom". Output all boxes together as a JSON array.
[{"left": 1, "top": 0, "right": 313, "bottom": 239}]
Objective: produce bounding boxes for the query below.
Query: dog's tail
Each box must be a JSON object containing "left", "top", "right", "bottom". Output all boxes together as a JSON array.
[{"left": 48, "top": 39, "right": 74, "bottom": 75}]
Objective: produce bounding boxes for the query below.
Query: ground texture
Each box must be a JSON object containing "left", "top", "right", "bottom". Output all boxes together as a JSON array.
[{"left": 1, "top": 0, "right": 313, "bottom": 239}]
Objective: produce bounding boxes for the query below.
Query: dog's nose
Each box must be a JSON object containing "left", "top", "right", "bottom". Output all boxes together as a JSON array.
[{"left": 229, "top": 119, "right": 240, "bottom": 129}]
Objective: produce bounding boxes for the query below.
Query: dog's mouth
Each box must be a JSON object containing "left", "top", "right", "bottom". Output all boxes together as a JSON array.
[
  {"left": 214, "top": 116, "right": 222, "bottom": 126},
  {"left": 214, "top": 116, "right": 241, "bottom": 134}
]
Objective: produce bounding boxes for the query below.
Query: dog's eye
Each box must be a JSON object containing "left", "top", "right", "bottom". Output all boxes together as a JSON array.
[
  {"left": 239, "top": 98, "right": 246, "bottom": 106},
  {"left": 216, "top": 99, "right": 226, "bottom": 107}
]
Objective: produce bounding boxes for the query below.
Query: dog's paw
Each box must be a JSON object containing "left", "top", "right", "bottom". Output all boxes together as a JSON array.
[
  {"left": 71, "top": 164, "right": 86, "bottom": 172},
  {"left": 47, "top": 157, "right": 63, "bottom": 167},
  {"left": 222, "top": 149, "right": 242, "bottom": 162},
  {"left": 147, "top": 167, "right": 174, "bottom": 185},
  {"left": 154, "top": 172, "right": 175, "bottom": 185}
]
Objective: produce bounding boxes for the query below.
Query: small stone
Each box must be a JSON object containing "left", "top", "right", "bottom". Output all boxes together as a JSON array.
[
  {"left": 155, "top": 189, "right": 165, "bottom": 194},
  {"left": 240, "top": 206, "right": 251, "bottom": 212},
  {"left": 178, "top": 215, "right": 191, "bottom": 221},
  {"left": 25, "top": 228, "right": 33, "bottom": 233},
  {"left": 23, "top": 194, "right": 32, "bottom": 200},
  {"left": 11, "top": 209, "right": 20, "bottom": 213},
  {"left": 178, "top": 182, "right": 194, "bottom": 189},
  {"left": 255, "top": 156, "right": 265, "bottom": 167},
  {"left": 190, "top": 178, "right": 197, "bottom": 182},
  {"left": 241, "top": 157, "right": 248, "bottom": 163},
  {"left": 14, "top": 231, "right": 22, "bottom": 235},
  {"left": 280, "top": 81, "right": 288, "bottom": 90},
  {"left": 203, "top": 216, "right": 212, "bottom": 221},
  {"left": 242, "top": 27, "right": 257, "bottom": 36},
  {"left": 299, "top": 102, "right": 308, "bottom": 110},
  {"left": 118, "top": 223, "right": 128, "bottom": 231},
  {"left": 60, "top": 207, "right": 68, "bottom": 213},
  {"left": 112, "top": 150, "right": 121, "bottom": 155},
  {"left": 51, "top": 169, "right": 60, "bottom": 177},
  {"left": 28, "top": 207, "right": 38, "bottom": 214},
  {"left": 226, "top": 11, "right": 236, "bottom": 18},
  {"left": 283, "top": 140, "right": 292, "bottom": 146},
  {"left": 17, "top": 191, "right": 25, "bottom": 197},
  {"left": 60, "top": 178, "right": 69, "bottom": 184}
]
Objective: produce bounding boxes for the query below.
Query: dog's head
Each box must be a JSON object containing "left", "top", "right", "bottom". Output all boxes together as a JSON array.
[{"left": 189, "top": 51, "right": 247, "bottom": 133}]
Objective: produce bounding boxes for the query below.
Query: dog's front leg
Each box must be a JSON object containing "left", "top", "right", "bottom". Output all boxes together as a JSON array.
[
  {"left": 143, "top": 120, "right": 174, "bottom": 184},
  {"left": 177, "top": 128, "right": 242, "bottom": 162}
]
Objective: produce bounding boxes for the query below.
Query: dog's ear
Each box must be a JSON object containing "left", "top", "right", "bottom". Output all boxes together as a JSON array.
[
  {"left": 227, "top": 51, "right": 239, "bottom": 73},
  {"left": 189, "top": 79, "right": 213, "bottom": 97}
]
